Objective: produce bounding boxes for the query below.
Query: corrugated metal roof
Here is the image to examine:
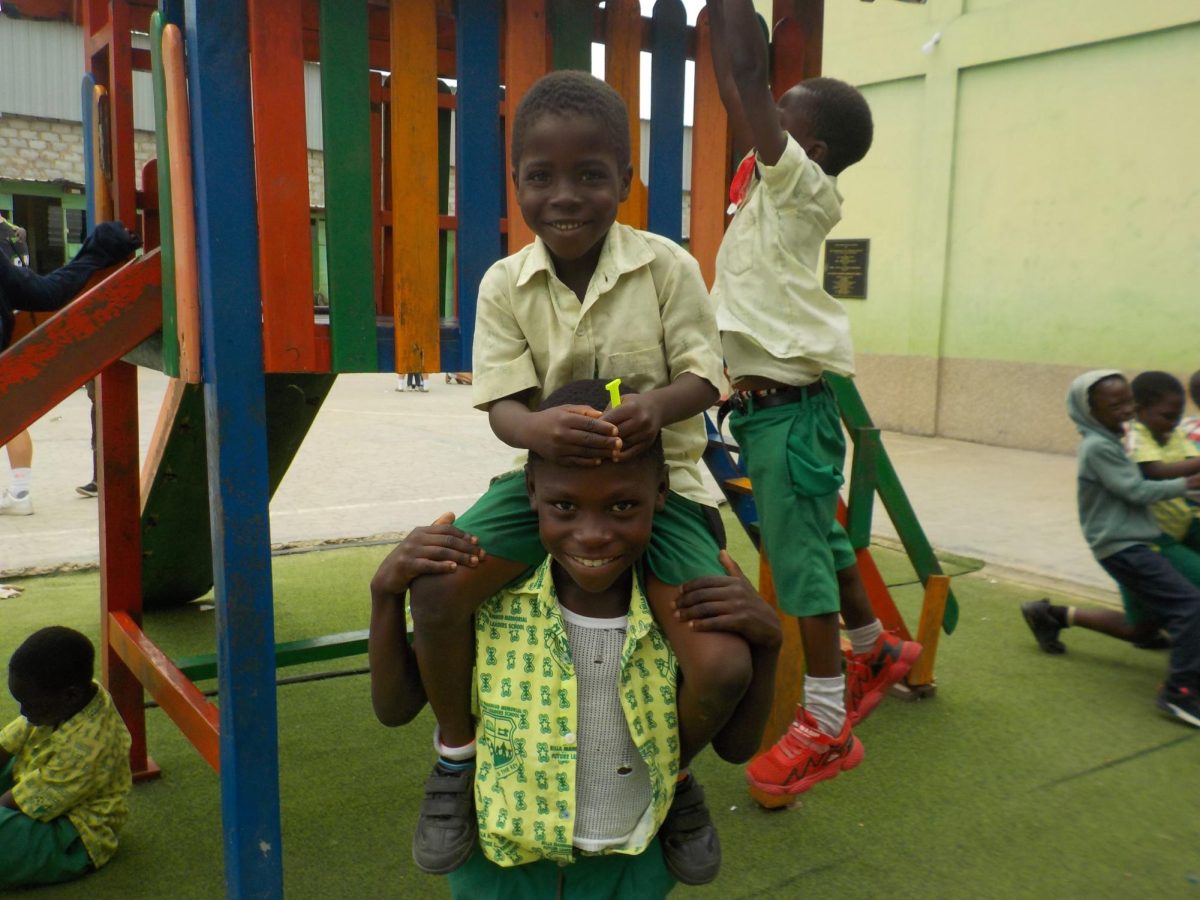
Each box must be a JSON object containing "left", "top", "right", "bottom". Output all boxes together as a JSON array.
[{"left": 0, "top": 18, "right": 154, "bottom": 129}]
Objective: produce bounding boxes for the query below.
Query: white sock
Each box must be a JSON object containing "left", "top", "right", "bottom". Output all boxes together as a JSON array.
[
  {"left": 10, "top": 468, "right": 31, "bottom": 498},
  {"left": 433, "top": 728, "right": 477, "bottom": 762},
  {"left": 804, "top": 674, "right": 846, "bottom": 736},
  {"left": 847, "top": 620, "right": 883, "bottom": 656}
]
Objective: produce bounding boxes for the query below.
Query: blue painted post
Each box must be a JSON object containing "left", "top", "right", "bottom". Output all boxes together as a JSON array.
[
  {"left": 81, "top": 74, "right": 96, "bottom": 231},
  {"left": 648, "top": 0, "right": 687, "bottom": 242},
  {"left": 452, "top": 0, "right": 503, "bottom": 374},
  {"left": 183, "top": 1, "right": 284, "bottom": 896}
]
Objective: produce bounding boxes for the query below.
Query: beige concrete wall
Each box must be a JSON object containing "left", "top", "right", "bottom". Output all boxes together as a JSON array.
[{"left": 0, "top": 113, "right": 155, "bottom": 189}]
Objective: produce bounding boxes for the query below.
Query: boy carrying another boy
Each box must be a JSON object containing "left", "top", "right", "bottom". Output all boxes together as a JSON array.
[
  {"left": 1050, "top": 371, "right": 1200, "bottom": 725},
  {"left": 404, "top": 70, "right": 758, "bottom": 882},
  {"left": 1, "top": 627, "right": 132, "bottom": 888},
  {"left": 704, "top": 0, "right": 921, "bottom": 806},
  {"left": 371, "top": 380, "right": 782, "bottom": 897}
]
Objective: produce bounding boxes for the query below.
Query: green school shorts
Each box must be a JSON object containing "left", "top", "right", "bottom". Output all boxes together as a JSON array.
[
  {"left": 0, "top": 761, "right": 93, "bottom": 890},
  {"left": 453, "top": 470, "right": 725, "bottom": 586},
  {"left": 446, "top": 839, "right": 676, "bottom": 899},
  {"left": 1121, "top": 523, "right": 1200, "bottom": 624},
  {"left": 727, "top": 387, "right": 856, "bottom": 618}
]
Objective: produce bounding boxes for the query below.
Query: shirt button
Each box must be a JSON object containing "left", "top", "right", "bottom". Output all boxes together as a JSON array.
[{"left": 563, "top": 732, "right": 575, "bottom": 743}]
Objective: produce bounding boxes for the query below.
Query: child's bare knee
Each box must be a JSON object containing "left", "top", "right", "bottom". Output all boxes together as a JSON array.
[{"left": 683, "top": 634, "right": 753, "bottom": 711}]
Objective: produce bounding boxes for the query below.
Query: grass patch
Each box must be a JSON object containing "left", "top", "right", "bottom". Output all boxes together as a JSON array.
[{"left": 2, "top": 534, "right": 1197, "bottom": 897}]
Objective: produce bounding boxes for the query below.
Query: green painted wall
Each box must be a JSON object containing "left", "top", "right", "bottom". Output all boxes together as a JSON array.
[{"left": 820, "top": 1, "right": 1200, "bottom": 373}]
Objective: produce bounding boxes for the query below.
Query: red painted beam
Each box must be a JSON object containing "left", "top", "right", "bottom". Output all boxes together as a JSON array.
[
  {"left": 108, "top": 611, "right": 221, "bottom": 772},
  {"left": 0, "top": 250, "right": 162, "bottom": 447}
]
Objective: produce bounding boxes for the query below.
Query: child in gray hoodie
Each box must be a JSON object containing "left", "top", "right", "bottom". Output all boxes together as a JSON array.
[{"left": 1032, "top": 370, "right": 1200, "bottom": 727}]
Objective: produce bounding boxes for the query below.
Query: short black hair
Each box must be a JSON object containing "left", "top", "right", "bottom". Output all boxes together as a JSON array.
[
  {"left": 798, "top": 77, "right": 873, "bottom": 175},
  {"left": 511, "top": 70, "right": 631, "bottom": 172},
  {"left": 9, "top": 627, "right": 95, "bottom": 692},
  {"left": 1131, "top": 371, "right": 1184, "bottom": 408},
  {"left": 527, "top": 379, "right": 665, "bottom": 472},
  {"left": 1087, "top": 373, "right": 1127, "bottom": 406}
]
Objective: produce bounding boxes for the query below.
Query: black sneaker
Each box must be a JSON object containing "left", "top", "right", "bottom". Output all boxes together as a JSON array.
[
  {"left": 76, "top": 481, "right": 98, "bottom": 498},
  {"left": 412, "top": 762, "right": 477, "bottom": 874},
  {"left": 1020, "top": 599, "right": 1066, "bottom": 654},
  {"left": 1156, "top": 684, "right": 1200, "bottom": 728},
  {"left": 659, "top": 773, "right": 721, "bottom": 885}
]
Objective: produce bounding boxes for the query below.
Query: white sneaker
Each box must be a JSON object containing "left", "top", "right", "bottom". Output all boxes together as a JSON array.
[{"left": 0, "top": 491, "right": 33, "bottom": 516}]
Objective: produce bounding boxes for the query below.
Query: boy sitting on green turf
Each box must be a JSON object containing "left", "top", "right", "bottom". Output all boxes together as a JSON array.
[
  {"left": 370, "top": 380, "right": 782, "bottom": 896},
  {"left": 1, "top": 627, "right": 133, "bottom": 889}
]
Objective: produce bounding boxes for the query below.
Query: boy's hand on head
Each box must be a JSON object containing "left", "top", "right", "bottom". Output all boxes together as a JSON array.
[
  {"left": 674, "top": 551, "right": 782, "bottom": 652},
  {"left": 369, "top": 512, "right": 484, "bottom": 597},
  {"left": 527, "top": 405, "right": 622, "bottom": 466},
  {"left": 600, "top": 394, "right": 663, "bottom": 461}
]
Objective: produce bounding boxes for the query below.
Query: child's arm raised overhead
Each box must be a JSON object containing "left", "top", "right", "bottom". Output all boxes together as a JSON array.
[
  {"left": 704, "top": 0, "right": 754, "bottom": 161},
  {"left": 369, "top": 513, "right": 484, "bottom": 726},
  {"left": 674, "top": 551, "right": 783, "bottom": 763},
  {"left": 707, "top": 0, "right": 787, "bottom": 166}
]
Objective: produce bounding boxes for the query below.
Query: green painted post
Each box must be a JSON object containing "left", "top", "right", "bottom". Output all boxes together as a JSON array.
[
  {"left": 847, "top": 426, "right": 879, "bottom": 550},
  {"left": 320, "top": 0, "right": 378, "bottom": 372},
  {"left": 828, "top": 373, "right": 960, "bottom": 633},
  {"left": 551, "top": 0, "right": 594, "bottom": 71},
  {"left": 149, "top": 11, "right": 180, "bottom": 377}
]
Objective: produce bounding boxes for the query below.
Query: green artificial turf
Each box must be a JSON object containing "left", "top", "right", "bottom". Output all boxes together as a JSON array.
[{"left": 1, "top": 530, "right": 1197, "bottom": 898}]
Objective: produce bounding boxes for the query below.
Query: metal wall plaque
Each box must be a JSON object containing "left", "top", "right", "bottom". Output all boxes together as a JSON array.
[{"left": 823, "top": 238, "right": 869, "bottom": 300}]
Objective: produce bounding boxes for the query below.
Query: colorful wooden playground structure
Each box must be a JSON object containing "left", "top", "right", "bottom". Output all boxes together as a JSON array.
[{"left": 0, "top": 0, "right": 956, "bottom": 894}]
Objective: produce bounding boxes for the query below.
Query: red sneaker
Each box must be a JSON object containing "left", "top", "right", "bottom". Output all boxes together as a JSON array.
[
  {"left": 746, "top": 708, "right": 864, "bottom": 808},
  {"left": 846, "top": 632, "right": 924, "bottom": 726}
]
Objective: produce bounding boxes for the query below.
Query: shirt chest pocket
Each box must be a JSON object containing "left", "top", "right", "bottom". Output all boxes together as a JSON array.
[
  {"left": 720, "top": 204, "right": 758, "bottom": 276},
  {"left": 599, "top": 346, "right": 670, "bottom": 395}
]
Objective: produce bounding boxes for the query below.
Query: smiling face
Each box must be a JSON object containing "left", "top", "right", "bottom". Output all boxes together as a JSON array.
[
  {"left": 1090, "top": 376, "right": 1135, "bottom": 435},
  {"left": 525, "top": 459, "right": 666, "bottom": 610},
  {"left": 513, "top": 111, "right": 631, "bottom": 273},
  {"left": 1137, "top": 393, "right": 1185, "bottom": 444}
]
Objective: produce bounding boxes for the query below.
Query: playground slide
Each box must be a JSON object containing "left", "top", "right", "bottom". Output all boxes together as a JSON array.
[{"left": 139, "top": 372, "right": 336, "bottom": 609}]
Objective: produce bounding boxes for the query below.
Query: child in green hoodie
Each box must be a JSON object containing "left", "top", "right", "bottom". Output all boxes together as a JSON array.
[{"left": 1023, "top": 370, "right": 1200, "bottom": 728}]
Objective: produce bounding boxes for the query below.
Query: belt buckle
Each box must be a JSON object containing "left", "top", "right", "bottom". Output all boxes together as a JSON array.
[{"left": 729, "top": 391, "right": 749, "bottom": 413}]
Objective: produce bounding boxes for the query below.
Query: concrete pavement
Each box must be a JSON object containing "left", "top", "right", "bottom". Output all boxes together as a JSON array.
[{"left": 0, "top": 369, "right": 1112, "bottom": 600}]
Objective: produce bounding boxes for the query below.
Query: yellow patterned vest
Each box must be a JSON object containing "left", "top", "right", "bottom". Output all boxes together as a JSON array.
[{"left": 472, "top": 557, "right": 679, "bottom": 866}]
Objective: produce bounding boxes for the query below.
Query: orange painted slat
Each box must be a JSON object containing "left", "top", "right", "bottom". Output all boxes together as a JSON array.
[
  {"left": 837, "top": 496, "right": 912, "bottom": 640},
  {"left": 755, "top": 556, "right": 804, "bottom": 753},
  {"left": 162, "top": 26, "right": 201, "bottom": 384},
  {"left": 908, "top": 575, "right": 949, "bottom": 687},
  {"left": 687, "top": 9, "right": 728, "bottom": 288},
  {"left": 770, "top": 16, "right": 805, "bottom": 100},
  {"left": 504, "top": 0, "right": 548, "bottom": 254},
  {"left": 390, "top": 0, "right": 440, "bottom": 373},
  {"left": 91, "top": 85, "right": 114, "bottom": 221},
  {"left": 604, "top": 0, "right": 646, "bottom": 230},
  {"left": 109, "top": 612, "right": 222, "bottom": 772},
  {"left": 139, "top": 377, "right": 187, "bottom": 510},
  {"left": 248, "top": 0, "right": 318, "bottom": 372}
]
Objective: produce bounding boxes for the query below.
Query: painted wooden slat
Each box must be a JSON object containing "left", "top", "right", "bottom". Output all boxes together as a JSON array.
[
  {"left": 846, "top": 426, "right": 879, "bottom": 550},
  {"left": 139, "top": 375, "right": 188, "bottom": 509},
  {"left": 504, "top": 0, "right": 548, "bottom": 254},
  {"left": 371, "top": 73, "right": 386, "bottom": 315},
  {"left": 81, "top": 74, "right": 97, "bottom": 228},
  {"left": 687, "top": 9, "right": 728, "bottom": 287},
  {"left": 647, "top": 0, "right": 687, "bottom": 242},
  {"left": 795, "top": 0, "right": 824, "bottom": 80},
  {"left": 437, "top": 79, "right": 452, "bottom": 319},
  {"left": 162, "top": 25, "right": 201, "bottom": 383},
  {"left": 755, "top": 557, "right": 805, "bottom": 753},
  {"left": 249, "top": 0, "right": 319, "bottom": 373},
  {"left": 837, "top": 497, "right": 911, "bottom": 639},
  {"left": 150, "top": 12, "right": 179, "bottom": 377},
  {"left": 320, "top": 0, "right": 378, "bottom": 372},
  {"left": 96, "top": 358, "right": 151, "bottom": 780},
  {"left": 908, "top": 575, "right": 950, "bottom": 687},
  {"left": 454, "top": 0, "right": 503, "bottom": 374},
  {"left": 389, "top": 0, "right": 440, "bottom": 374},
  {"left": 109, "top": 612, "right": 221, "bottom": 772},
  {"left": 183, "top": 0, "right": 284, "bottom": 892},
  {"left": 91, "top": 85, "right": 114, "bottom": 222},
  {"left": 770, "top": 15, "right": 805, "bottom": 100},
  {"left": 106, "top": 0, "right": 138, "bottom": 223},
  {"left": 0, "top": 253, "right": 162, "bottom": 446},
  {"left": 605, "top": 0, "right": 646, "bottom": 230},
  {"left": 550, "top": 0, "right": 593, "bottom": 71}
]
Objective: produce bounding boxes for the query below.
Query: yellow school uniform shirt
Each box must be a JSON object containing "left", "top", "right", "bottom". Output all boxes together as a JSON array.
[
  {"left": 1127, "top": 421, "right": 1199, "bottom": 540},
  {"left": 472, "top": 557, "right": 679, "bottom": 867},
  {"left": 472, "top": 222, "right": 725, "bottom": 507},
  {"left": 0, "top": 683, "right": 132, "bottom": 867},
  {"left": 711, "top": 134, "right": 855, "bottom": 385}
]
